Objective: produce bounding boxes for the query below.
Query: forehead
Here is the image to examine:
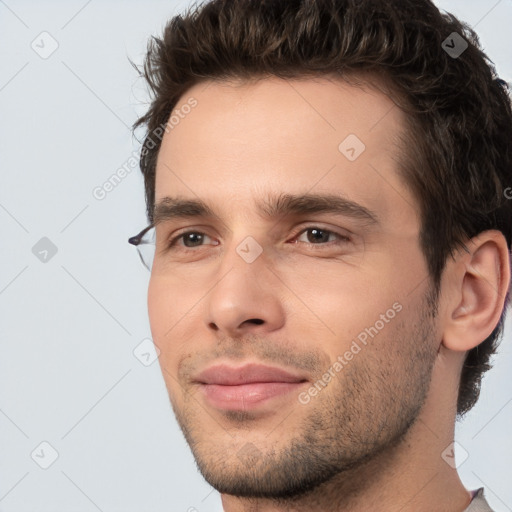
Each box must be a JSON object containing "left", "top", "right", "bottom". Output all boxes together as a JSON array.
[{"left": 154, "top": 75, "right": 418, "bottom": 232}]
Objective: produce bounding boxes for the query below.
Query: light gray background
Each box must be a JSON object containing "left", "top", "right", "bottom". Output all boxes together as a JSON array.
[{"left": 0, "top": 1, "right": 511, "bottom": 511}]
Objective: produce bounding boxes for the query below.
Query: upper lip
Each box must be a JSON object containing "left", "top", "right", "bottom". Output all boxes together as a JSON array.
[{"left": 194, "top": 363, "right": 309, "bottom": 386}]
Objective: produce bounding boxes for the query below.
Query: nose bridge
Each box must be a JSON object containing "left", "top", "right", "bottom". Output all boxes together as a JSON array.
[
  {"left": 215, "top": 211, "right": 267, "bottom": 271},
  {"left": 215, "top": 231, "right": 268, "bottom": 293}
]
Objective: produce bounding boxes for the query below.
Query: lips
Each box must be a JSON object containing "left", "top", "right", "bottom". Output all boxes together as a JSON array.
[
  {"left": 194, "top": 363, "right": 308, "bottom": 386},
  {"left": 194, "top": 363, "right": 309, "bottom": 411}
]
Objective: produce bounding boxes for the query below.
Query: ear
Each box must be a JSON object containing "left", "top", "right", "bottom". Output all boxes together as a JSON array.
[{"left": 442, "top": 230, "right": 511, "bottom": 352}]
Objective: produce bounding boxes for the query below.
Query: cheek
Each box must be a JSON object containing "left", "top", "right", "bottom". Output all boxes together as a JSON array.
[
  {"left": 148, "top": 275, "right": 188, "bottom": 328},
  {"left": 147, "top": 279, "right": 184, "bottom": 399},
  {"left": 294, "top": 262, "right": 409, "bottom": 350},
  {"left": 275, "top": 274, "right": 369, "bottom": 363},
  {"left": 147, "top": 277, "right": 163, "bottom": 336},
  {"left": 147, "top": 276, "right": 198, "bottom": 367},
  {"left": 147, "top": 277, "right": 178, "bottom": 356}
]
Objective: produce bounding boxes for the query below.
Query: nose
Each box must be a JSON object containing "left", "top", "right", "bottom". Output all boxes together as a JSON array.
[{"left": 205, "top": 241, "right": 286, "bottom": 338}]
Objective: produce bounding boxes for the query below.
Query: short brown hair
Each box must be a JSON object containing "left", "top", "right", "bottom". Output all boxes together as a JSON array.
[{"left": 132, "top": 0, "right": 512, "bottom": 417}]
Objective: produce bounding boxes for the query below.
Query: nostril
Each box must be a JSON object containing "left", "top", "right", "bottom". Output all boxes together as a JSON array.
[{"left": 248, "top": 319, "right": 264, "bottom": 325}]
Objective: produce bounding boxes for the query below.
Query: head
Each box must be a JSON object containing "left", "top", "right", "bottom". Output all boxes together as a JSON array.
[{"left": 131, "top": 0, "right": 512, "bottom": 501}]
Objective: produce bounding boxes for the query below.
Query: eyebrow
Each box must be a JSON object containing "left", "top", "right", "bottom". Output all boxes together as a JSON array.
[{"left": 152, "top": 192, "right": 379, "bottom": 227}]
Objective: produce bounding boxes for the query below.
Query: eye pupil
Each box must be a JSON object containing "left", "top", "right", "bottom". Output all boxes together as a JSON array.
[
  {"left": 308, "top": 228, "right": 329, "bottom": 243},
  {"left": 184, "top": 233, "right": 204, "bottom": 247}
]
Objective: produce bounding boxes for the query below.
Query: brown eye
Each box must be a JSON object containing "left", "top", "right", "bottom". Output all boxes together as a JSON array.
[
  {"left": 168, "top": 231, "right": 218, "bottom": 250},
  {"left": 295, "top": 227, "right": 350, "bottom": 248}
]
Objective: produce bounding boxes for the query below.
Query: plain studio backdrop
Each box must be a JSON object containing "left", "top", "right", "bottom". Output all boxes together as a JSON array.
[{"left": 0, "top": 1, "right": 511, "bottom": 511}]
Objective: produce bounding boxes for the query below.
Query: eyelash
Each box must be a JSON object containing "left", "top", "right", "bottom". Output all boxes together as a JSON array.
[{"left": 165, "top": 227, "right": 351, "bottom": 252}]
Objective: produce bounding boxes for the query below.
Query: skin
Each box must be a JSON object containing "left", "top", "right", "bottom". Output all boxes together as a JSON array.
[{"left": 147, "top": 75, "right": 510, "bottom": 511}]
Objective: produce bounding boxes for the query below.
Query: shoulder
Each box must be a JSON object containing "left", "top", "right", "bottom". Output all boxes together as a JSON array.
[{"left": 464, "top": 488, "right": 494, "bottom": 512}]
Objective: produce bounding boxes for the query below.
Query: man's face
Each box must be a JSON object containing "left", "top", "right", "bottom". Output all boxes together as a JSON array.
[{"left": 148, "top": 76, "right": 440, "bottom": 498}]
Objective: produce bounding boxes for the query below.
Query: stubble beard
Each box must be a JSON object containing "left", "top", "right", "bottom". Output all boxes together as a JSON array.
[{"left": 168, "top": 289, "right": 439, "bottom": 504}]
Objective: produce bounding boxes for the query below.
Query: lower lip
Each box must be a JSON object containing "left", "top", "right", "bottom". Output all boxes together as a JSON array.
[{"left": 199, "top": 382, "right": 307, "bottom": 410}]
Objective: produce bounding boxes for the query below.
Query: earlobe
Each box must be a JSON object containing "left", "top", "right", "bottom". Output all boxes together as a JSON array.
[{"left": 442, "top": 231, "right": 511, "bottom": 352}]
